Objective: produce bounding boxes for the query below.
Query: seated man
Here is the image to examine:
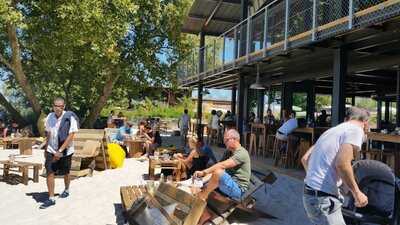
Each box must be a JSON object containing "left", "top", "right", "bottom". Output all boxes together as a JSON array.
[
  {"left": 276, "top": 110, "right": 298, "bottom": 141},
  {"left": 113, "top": 120, "right": 134, "bottom": 155},
  {"left": 194, "top": 129, "right": 251, "bottom": 201}
]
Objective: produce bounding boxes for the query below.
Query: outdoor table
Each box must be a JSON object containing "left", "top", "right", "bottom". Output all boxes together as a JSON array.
[
  {"left": 148, "top": 158, "right": 182, "bottom": 181},
  {"left": 124, "top": 138, "right": 146, "bottom": 158},
  {"left": 0, "top": 137, "right": 40, "bottom": 150},
  {"left": 0, "top": 160, "right": 42, "bottom": 185},
  {"left": 366, "top": 132, "right": 400, "bottom": 177},
  {"left": 293, "top": 127, "right": 329, "bottom": 144}
]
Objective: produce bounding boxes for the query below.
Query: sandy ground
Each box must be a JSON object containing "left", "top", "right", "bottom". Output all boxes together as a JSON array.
[{"left": 0, "top": 136, "right": 312, "bottom": 225}]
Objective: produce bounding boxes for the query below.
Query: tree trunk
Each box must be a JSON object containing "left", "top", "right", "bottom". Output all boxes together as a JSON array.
[
  {"left": 0, "top": 92, "right": 28, "bottom": 126},
  {"left": 81, "top": 67, "right": 121, "bottom": 128},
  {"left": 7, "top": 23, "right": 42, "bottom": 116}
]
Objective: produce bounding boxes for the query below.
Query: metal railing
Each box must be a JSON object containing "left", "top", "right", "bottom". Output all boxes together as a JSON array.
[{"left": 178, "top": 0, "right": 399, "bottom": 85}]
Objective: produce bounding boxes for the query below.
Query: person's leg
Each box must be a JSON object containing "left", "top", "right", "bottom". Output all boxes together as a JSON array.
[
  {"left": 303, "top": 194, "right": 346, "bottom": 225},
  {"left": 64, "top": 174, "right": 70, "bottom": 190},
  {"left": 60, "top": 155, "right": 72, "bottom": 198},
  {"left": 46, "top": 172, "right": 55, "bottom": 198},
  {"left": 197, "top": 168, "right": 224, "bottom": 201}
]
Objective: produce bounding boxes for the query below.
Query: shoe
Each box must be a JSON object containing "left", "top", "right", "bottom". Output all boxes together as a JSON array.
[
  {"left": 39, "top": 199, "right": 56, "bottom": 209},
  {"left": 60, "top": 190, "right": 69, "bottom": 198}
]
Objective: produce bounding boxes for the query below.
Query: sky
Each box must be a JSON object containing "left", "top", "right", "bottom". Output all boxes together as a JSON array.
[{"left": 192, "top": 88, "right": 232, "bottom": 101}]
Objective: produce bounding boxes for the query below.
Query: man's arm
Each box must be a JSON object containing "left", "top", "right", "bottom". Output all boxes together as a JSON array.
[
  {"left": 336, "top": 143, "right": 368, "bottom": 207},
  {"left": 301, "top": 145, "right": 314, "bottom": 171},
  {"left": 202, "top": 158, "right": 237, "bottom": 175},
  {"left": 58, "top": 132, "right": 75, "bottom": 154}
]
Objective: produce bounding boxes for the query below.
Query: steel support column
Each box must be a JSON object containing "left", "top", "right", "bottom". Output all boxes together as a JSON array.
[
  {"left": 240, "top": 0, "right": 248, "bottom": 57},
  {"left": 196, "top": 32, "right": 206, "bottom": 139},
  {"left": 231, "top": 86, "right": 237, "bottom": 115},
  {"left": 385, "top": 101, "right": 390, "bottom": 123},
  {"left": 281, "top": 82, "right": 293, "bottom": 118},
  {"left": 331, "top": 47, "right": 347, "bottom": 126},
  {"left": 237, "top": 75, "right": 246, "bottom": 134},
  {"left": 396, "top": 68, "right": 400, "bottom": 126},
  {"left": 377, "top": 93, "right": 383, "bottom": 129},
  {"left": 306, "top": 80, "right": 316, "bottom": 122}
]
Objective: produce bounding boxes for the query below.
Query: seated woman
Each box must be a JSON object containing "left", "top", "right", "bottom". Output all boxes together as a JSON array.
[
  {"left": 114, "top": 120, "right": 134, "bottom": 155},
  {"left": 146, "top": 129, "right": 162, "bottom": 155},
  {"left": 176, "top": 137, "right": 217, "bottom": 179}
]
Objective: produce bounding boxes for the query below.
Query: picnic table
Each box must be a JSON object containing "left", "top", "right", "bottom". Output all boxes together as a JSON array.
[
  {"left": 0, "top": 160, "right": 42, "bottom": 185},
  {"left": 148, "top": 158, "right": 182, "bottom": 181},
  {"left": 124, "top": 138, "right": 146, "bottom": 158}
]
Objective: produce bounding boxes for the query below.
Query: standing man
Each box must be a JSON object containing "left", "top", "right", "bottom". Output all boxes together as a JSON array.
[
  {"left": 40, "top": 97, "right": 79, "bottom": 209},
  {"left": 301, "top": 107, "right": 369, "bottom": 224},
  {"left": 178, "top": 109, "right": 191, "bottom": 148}
]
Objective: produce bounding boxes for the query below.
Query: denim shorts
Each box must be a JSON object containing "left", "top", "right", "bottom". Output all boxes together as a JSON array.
[
  {"left": 218, "top": 172, "right": 243, "bottom": 200},
  {"left": 303, "top": 193, "right": 346, "bottom": 225}
]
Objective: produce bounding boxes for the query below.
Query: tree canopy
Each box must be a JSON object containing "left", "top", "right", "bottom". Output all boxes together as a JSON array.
[{"left": 0, "top": 0, "right": 194, "bottom": 130}]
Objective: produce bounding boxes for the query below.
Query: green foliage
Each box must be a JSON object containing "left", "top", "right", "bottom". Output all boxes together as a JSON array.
[
  {"left": 0, "top": 0, "right": 194, "bottom": 126},
  {"left": 106, "top": 96, "right": 195, "bottom": 119}
]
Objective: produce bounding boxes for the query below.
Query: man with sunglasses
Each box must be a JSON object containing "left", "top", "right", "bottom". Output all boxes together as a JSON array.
[{"left": 40, "top": 97, "right": 79, "bottom": 209}]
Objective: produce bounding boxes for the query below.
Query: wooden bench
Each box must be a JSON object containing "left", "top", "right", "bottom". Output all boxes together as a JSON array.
[
  {"left": 148, "top": 158, "right": 182, "bottom": 181},
  {"left": 120, "top": 182, "right": 206, "bottom": 225},
  {"left": 71, "top": 140, "right": 102, "bottom": 177},
  {"left": 0, "top": 160, "right": 42, "bottom": 185}
]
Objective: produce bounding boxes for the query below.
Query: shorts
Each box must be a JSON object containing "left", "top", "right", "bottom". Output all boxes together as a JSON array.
[
  {"left": 45, "top": 152, "right": 73, "bottom": 176},
  {"left": 218, "top": 172, "right": 243, "bottom": 200}
]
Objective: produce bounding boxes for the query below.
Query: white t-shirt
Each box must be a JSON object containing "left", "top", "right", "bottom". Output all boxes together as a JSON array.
[
  {"left": 180, "top": 114, "right": 190, "bottom": 130},
  {"left": 304, "top": 122, "right": 364, "bottom": 195},
  {"left": 278, "top": 118, "right": 298, "bottom": 135},
  {"left": 211, "top": 115, "right": 220, "bottom": 130},
  {"left": 45, "top": 112, "right": 79, "bottom": 156}
]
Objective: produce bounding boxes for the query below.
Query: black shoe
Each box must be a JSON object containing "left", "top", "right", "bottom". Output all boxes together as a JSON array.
[
  {"left": 39, "top": 199, "right": 56, "bottom": 209},
  {"left": 60, "top": 190, "right": 69, "bottom": 198}
]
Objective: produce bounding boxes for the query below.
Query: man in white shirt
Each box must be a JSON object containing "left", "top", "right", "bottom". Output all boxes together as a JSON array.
[
  {"left": 301, "top": 107, "right": 369, "bottom": 225},
  {"left": 276, "top": 110, "right": 298, "bottom": 141},
  {"left": 40, "top": 97, "right": 79, "bottom": 209},
  {"left": 178, "top": 109, "right": 190, "bottom": 147}
]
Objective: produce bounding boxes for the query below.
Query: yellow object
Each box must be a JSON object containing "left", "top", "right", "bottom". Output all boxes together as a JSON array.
[{"left": 108, "top": 143, "right": 126, "bottom": 168}]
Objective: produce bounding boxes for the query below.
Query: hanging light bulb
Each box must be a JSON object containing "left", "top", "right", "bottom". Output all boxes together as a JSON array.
[{"left": 250, "top": 63, "right": 265, "bottom": 90}]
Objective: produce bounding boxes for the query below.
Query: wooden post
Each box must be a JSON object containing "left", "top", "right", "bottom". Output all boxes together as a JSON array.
[
  {"left": 396, "top": 67, "right": 400, "bottom": 127},
  {"left": 237, "top": 75, "right": 246, "bottom": 135},
  {"left": 377, "top": 93, "right": 382, "bottom": 129},
  {"left": 257, "top": 89, "right": 265, "bottom": 122},
  {"left": 306, "top": 80, "right": 316, "bottom": 122},
  {"left": 231, "top": 86, "right": 237, "bottom": 115}
]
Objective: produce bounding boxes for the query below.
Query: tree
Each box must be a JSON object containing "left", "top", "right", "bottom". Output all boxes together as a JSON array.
[{"left": 0, "top": 0, "right": 193, "bottom": 130}]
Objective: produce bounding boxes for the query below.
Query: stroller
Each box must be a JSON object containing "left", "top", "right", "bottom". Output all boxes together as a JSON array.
[{"left": 343, "top": 160, "right": 400, "bottom": 225}]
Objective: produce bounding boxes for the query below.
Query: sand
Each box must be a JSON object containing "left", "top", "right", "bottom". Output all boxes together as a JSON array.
[{"left": 0, "top": 143, "right": 311, "bottom": 225}]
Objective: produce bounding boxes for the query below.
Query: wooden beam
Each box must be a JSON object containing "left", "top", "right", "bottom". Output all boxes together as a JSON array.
[
  {"left": 188, "top": 14, "right": 240, "bottom": 24},
  {"left": 204, "top": 0, "right": 224, "bottom": 28}
]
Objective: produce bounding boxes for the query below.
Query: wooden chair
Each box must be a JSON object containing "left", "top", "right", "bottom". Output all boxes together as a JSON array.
[
  {"left": 205, "top": 170, "right": 277, "bottom": 225},
  {"left": 248, "top": 133, "right": 257, "bottom": 156},
  {"left": 104, "top": 128, "right": 119, "bottom": 144},
  {"left": 297, "top": 138, "right": 311, "bottom": 168},
  {"left": 74, "top": 129, "right": 109, "bottom": 170},
  {"left": 71, "top": 140, "right": 102, "bottom": 177},
  {"left": 121, "top": 182, "right": 206, "bottom": 225}
]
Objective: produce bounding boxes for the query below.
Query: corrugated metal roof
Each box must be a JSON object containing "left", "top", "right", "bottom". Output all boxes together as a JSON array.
[{"left": 182, "top": 0, "right": 276, "bottom": 36}]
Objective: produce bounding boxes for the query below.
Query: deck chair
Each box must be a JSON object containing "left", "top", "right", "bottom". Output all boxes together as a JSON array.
[
  {"left": 205, "top": 170, "right": 277, "bottom": 225},
  {"left": 343, "top": 160, "right": 400, "bottom": 225},
  {"left": 104, "top": 128, "right": 119, "bottom": 144}
]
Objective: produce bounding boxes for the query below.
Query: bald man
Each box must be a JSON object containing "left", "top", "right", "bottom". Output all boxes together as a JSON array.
[{"left": 194, "top": 129, "right": 251, "bottom": 201}]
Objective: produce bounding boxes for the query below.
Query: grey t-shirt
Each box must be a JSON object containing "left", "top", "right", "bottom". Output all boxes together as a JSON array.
[
  {"left": 221, "top": 146, "right": 251, "bottom": 191},
  {"left": 304, "top": 122, "right": 364, "bottom": 195}
]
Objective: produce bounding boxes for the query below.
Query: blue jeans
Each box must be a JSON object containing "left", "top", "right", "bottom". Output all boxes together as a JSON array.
[
  {"left": 303, "top": 193, "right": 346, "bottom": 225},
  {"left": 218, "top": 172, "right": 243, "bottom": 200}
]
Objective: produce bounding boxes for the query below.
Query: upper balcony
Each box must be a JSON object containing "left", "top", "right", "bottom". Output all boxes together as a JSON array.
[{"left": 178, "top": 0, "right": 400, "bottom": 88}]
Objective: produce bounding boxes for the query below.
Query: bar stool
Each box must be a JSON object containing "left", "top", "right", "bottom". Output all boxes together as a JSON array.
[
  {"left": 249, "top": 132, "right": 257, "bottom": 156},
  {"left": 272, "top": 136, "right": 287, "bottom": 167},
  {"left": 207, "top": 127, "right": 218, "bottom": 145},
  {"left": 242, "top": 131, "right": 250, "bottom": 149}
]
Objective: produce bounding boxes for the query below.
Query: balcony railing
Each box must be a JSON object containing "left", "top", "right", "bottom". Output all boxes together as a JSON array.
[{"left": 178, "top": 0, "right": 400, "bottom": 86}]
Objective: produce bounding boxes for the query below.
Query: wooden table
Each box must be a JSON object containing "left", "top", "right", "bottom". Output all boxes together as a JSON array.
[
  {"left": 148, "top": 158, "right": 182, "bottom": 181},
  {"left": 293, "top": 127, "right": 330, "bottom": 144},
  {"left": 124, "top": 139, "right": 146, "bottom": 158},
  {"left": 366, "top": 132, "right": 400, "bottom": 177},
  {"left": 0, "top": 137, "right": 41, "bottom": 150},
  {"left": 0, "top": 160, "right": 42, "bottom": 185}
]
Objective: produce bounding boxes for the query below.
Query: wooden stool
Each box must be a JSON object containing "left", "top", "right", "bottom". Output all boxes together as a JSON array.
[
  {"left": 249, "top": 133, "right": 257, "bottom": 156},
  {"left": 283, "top": 135, "right": 299, "bottom": 168},
  {"left": 242, "top": 131, "right": 250, "bottom": 149},
  {"left": 272, "top": 138, "right": 287, "bottom": 167},
  {"left": 382, "top": 150, "right": 395, "bottom": 170},
  {"left": 266, "top": 134, "right": 276, "bottom": 157},
  {"left": 297, "top": 139, "right": 310, "bottom": 168},
  {"left": 207, "top": 128, "right": 218, "bottom": 145}
]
